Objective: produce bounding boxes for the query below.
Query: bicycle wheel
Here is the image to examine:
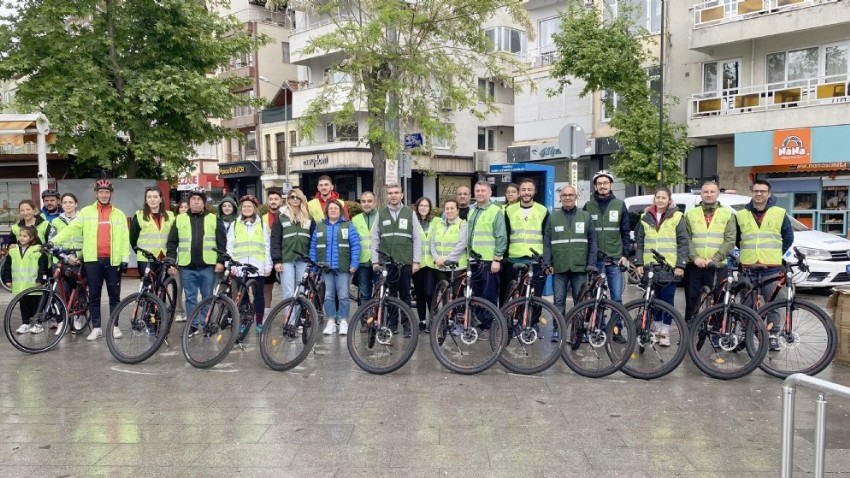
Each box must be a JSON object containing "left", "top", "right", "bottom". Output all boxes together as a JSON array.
[
  {"left": 182, "top": 295, "right": 239, "bottom": 368},
  {"left": 347, "top": 296, "right": 419, "bottom": 374},
  {"left": 499, "top": 297, "right": 567, "bottom": 374},
  {"left": 757, "top": 299, "right": 837, "bottom": 378},
  {"left": 159, "top": 276, "right": 178, "bottom": 324},
  {"left": 0, "top": 255, "right": 11, "bottom": 292},
  {"left": 621, "top": 299, "right": 689, "bottom": 380},
  {"left": 106, "top": 292, "right": 169, "bottom": 364},
  {"left": 236, "top": 280, "right": 258, "bottom": 344},
  {"left": 68, "top": 284, "right": 91, "bottom": 334},
  {"left": 430, "top": 280, "right": 451, "bottom": 322},
  {"left": 688, "top": 303, "right": 768, "bottom": 380},
  {"left": 260, "top": 296, "right": 319, "bottom": 371},
  {"left": 4, "top": 287, "right": 68, "bottom": 353},
  {"left": 430, "top": 297, "right": 506, "bottom": 375},
  {"left": 560, "top": 299, "right": 634, "bottom": 378}
]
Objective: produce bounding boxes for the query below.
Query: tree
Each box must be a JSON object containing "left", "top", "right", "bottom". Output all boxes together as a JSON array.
[
  {"left": 549, "top": 0, "right": 691, "bottom": 188},
  {"left": 0, "top": 0, "right": 266, "bottom": 179},
  {"left": 296, "top": 0, "right": 531, "bottom": 205}
]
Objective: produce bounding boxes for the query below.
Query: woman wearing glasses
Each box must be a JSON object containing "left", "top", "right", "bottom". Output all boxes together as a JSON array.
[{"left": 271, "top": 188, "right": 314, "bottom": 302}]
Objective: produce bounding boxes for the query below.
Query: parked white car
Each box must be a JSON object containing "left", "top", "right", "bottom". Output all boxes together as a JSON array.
[{"left": 624, "top": 193, "right": 850, "bottom": 288}]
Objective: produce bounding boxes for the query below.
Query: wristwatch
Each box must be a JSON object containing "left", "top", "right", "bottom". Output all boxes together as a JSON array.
[{"left": 493, "top": 255, "right": 503, "bottom": 261}]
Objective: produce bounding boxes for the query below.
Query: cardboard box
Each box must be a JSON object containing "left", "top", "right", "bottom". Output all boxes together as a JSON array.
[
  {"left": 826, "top": 287, "right": 850, "bottom": 330},
  {"left": 837, "top": 327, "right": 850, "bottom": 366}
]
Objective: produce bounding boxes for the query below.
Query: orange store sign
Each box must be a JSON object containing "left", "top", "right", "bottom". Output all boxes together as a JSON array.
[{"left": 773, "top": 128, "right": 811, "bottom": 165}]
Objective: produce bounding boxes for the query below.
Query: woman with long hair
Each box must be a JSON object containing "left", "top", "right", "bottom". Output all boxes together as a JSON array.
[
  {"left": 227, "top": 195, "right": 273, "bottom": 334},
  {"left": 412, "top": 196, "right": 440, "bottom": 331},
  {"left": 271, "top": 188, "right": 314, "bottom": 302}
]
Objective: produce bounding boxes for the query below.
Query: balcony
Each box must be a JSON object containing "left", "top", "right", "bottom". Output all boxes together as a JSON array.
[
  {"left": 226, "top": 149, "right": 259, "bottom": 162},
  {"left": 289, "top": 14, "right": 352, "bottom": 63},
  {"left": 291, "top": 139, "right": 365, "bottom": 155},
  {"left": 518, "top": 47, "right": 560, "bottom": 70},
  {"left": 231, "top": 8, "right": 295, "bottom": 29},
  {"left": 479, "top": 103, "right": 515, "bottom": 128},
  {"left": 690, "top": 0, "right": 846, "bottom": 51},
  {"left": 292, "top": 82, "right": 365, "bottom": 117},
  {"left": 221, "top": 112, "right": 257, "bottom": 130},
  {"left": 687, "top": 75, "right": 850, "bottom": 137},
  {"left": 262, "top": 157, "right": 287, "bottom": 176}
]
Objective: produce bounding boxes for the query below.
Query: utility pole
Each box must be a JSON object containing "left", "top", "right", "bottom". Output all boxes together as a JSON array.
[{"left": 656, "top": 0, "right": 665, "bottom": 188}]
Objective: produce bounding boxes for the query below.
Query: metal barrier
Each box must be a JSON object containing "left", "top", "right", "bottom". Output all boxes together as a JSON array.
[{"left": 781, "top": 373, "right": 850, "bottom": 477}]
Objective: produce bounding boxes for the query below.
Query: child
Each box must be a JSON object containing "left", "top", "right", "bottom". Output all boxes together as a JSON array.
[{"left": 2, "top": 226, "right": 50, "bottom": 334}]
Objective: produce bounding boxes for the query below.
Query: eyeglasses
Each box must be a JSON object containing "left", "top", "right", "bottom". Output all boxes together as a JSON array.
[
  {"left": 560, "top": 194, "right": 577, "bottom": 198},
  {"left": 752, "top": 190, "right": 770, "bottom": 195},
  {"left": 288, "top": 195, "right": 300, "bottom": 200},
  {"left": 595, "top": 181, "right": 611, "bottom": 186}
]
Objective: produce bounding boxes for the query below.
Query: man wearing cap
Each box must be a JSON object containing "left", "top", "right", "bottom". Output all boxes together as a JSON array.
[
  {"left": 40, "top": 189, "right": 61, "bottom": 223},
  {"left": 54, "top": 179, "right": 130, "bottom": 341},
  {"left": 583, "top": 170, "right": 630, "bottom": 304},
  {"left": 166, "top": 189, "right": 226, "bottom": 334}
]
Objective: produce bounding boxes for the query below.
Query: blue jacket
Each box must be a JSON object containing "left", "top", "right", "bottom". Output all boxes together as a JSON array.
[{"left": 309, "top": 217, "right": 360, "bottom": 271}]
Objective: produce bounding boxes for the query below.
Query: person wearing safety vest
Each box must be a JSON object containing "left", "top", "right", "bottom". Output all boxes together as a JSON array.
[
  {"left": 10, "top": 200, "right": 50, "bottom": 247},
  {"left": 412, "top": 197, "right": 440, "bottom": 332},
  {"left": 498, "top": 183, "right": 520, "bottom": 302},
  {"left": 633, "top": 188, "right": 688, "bottom": 347},
  {"left": 307, "top": 174, "right": 349, "bottom": 222},
  {"left": 227, "top": 195, "right": 273, "bottom": 334},
  {"left": 736, "top": 179, "right": 794, "bottom": 351},
  {"left": 166, "top": 189, "right": 225, "bottom": 336},
  {"left": 47, "top": 193, "right": 81, "bottom": 251},
  {"left": 583, "top": 170, "right": 631, "bottom": 305},
  {"left": 683, "top": 180, "right": 736, "bottom": 323},
  {"left": 431, "top": 199, "right": 468, "bottom": 282},
  {"left": 311, "top": 200, "right": 360, "bottom": 336},
  {"left": 545, "top": 185, "right": 598, "bottom": 342},
  {"left": 39, "top": 189, "right": 61, "bottom": 223},
  {"left": 260, "top": 188, "right": 284, "bottom": 319},
  {"left": 350, "top": 191, "right": 379, "bottom": 306},
  {"left": 54, "top": 179, "right": 131, "bottom": 342},
  {"left": 271, "top": 187, "right": 314, "bottom": 302},
  {"left": 2, "top": 226, "right": 49, "bottom": 335},
  {"left": 466, "top": 180, "right": 507, "bottom": 322},
  {"left": 370, "top": 183, "right": 421, "bottom": 338},
  {"left": 505, "top": 178, "right": 551, "bottom": 302}
]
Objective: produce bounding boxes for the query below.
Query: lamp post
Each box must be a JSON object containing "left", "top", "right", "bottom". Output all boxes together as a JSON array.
[
  {"left": 258, "top": 75, "right": 293, "bottom": 185},
  {"left": 656, "top": 0, "right": 665, "bottom": 188}
]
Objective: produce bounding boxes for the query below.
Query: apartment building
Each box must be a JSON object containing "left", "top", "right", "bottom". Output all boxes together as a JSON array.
[{"left": 670, "top": 0, "right": 850, "bottom": 235}]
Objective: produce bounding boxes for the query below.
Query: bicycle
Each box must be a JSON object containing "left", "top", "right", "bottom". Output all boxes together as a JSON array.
[
  {"left": 104, "top": 248, "right": 176, "bottom": 364},
  {"left": 347, "top": 250, "right": 419, "bottom": 374},
  {"left": 3, "top": 244, "right": 91, "bottom": 353},
  {"left": 180, "top": 249, "right": 257, "bottom": 368},
  {"left": 429, "top": 250, "right": 507, "bottom": 375},
  {"left": 498, "top": 249, "right": 567, "bottom": 374},
  {"left": 737, "top": 247, "right": 836, "bottom": 378},
  {"left": 620, "top": 250, "right": 689, "bottom": 380},
  {"left": 688, "top": 254, "right": 768, "bottom": 380},
  {"left": 560, "top": 253, "right": 635, "bottom": 378},
  {"left": 260, "top": 252, "right": 327, "bottom": 371},
  {"left": 0, "top": 243, "right": 11, "bottom": 292}
]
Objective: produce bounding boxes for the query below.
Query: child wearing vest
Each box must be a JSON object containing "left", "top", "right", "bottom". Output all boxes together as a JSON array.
[
  {"left": 226, "top": 196, "right": 273, "bottom": 334},
  {"left": 3, "top": 226, "right": 50, "bottom": 334}
]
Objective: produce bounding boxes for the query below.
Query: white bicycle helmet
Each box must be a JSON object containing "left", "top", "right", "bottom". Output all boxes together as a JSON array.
[{"left": 592, "top": 170, "right": 614, "bottom": 184}]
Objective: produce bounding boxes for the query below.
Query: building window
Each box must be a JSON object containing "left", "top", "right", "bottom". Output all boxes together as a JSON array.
[
  {"left": 604, "top": 0, "right": 662, "bottom": 34},
  {"left": 702, "top": 59, "right": 740, "bottom": 95},
  {"left": 538, "top": 17, "right": 559, "bottom": 49},
  {"left": 477, "top": 127, "right": 495, "bottom": 151},
  {"left": 326, "top": 122, "right": 358, "bottom": 142},
  {"left": 281, "top": 42, "right": 290, "bottom": 63},
  {"left": 323, "top": 67, "right": 352, "bottom": 84},
  {"left": 265, "top": 134, "right": 271, "bottom": 161},
  {"left": 484, "top": 26, "right": 527, "bottom": 54},
  {"left": 232, "top": 90, "right": 256, "bottom": 118},
  {"left": 767, "top": 46, "right": 823, "bottom": 88},
  {"left": 602, "top": 65, "right": 659, "bottom": 120},
  {"left": 477, "top": 78, "right": 495, "bottom": 101},
  {"left": 685, "top": 146, "right": 718, "bottom": 191}
]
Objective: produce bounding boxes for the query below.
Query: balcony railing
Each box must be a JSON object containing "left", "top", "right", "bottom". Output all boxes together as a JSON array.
[
  {"left": 262, "top": 157, "right": 287, "bottom": 176},
  {"left": 519, "top": 46, "right": 560, "bottom": 69},
  {"left": 231, "top": 8, "right": 295, "bottom": 29},
  {"left": 688, "top": 75, "right": 849, "bottom": 119},
  {"left": 693, "top": 0, "right": 837, "bottom": 28},
  {"left": 226, "top": 149, "right": 258, "bottom": 162},
  {"left": 293, "top": 13, "right": 352, "bottom": 34}
]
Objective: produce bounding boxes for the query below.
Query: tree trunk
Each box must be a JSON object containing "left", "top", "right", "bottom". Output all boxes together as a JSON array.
[{"left": 370, "top": 142, "right": 388, "bottom": 208}]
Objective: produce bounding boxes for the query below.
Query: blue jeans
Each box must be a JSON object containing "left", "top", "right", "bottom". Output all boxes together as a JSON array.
[
  {"left": 323, "top": 271, "right": 351, "bottom": 321},
  {"left": 280, "top": 261, "right": 308, "bottom": 300},
  {"left": 553, "top": 271, "right": 587, "bottom": 317},
  {"left": 654, "top": 282, "right": 677, "bottom": 326},
  {"left": 355, "top": 263, "right": 379, "bottom": 304},
  {"left": 181, "top": 266, "right": 216, "bottom": 327},
  {"left": 597, "top": 259, "right": 624, "bottom": 304}
]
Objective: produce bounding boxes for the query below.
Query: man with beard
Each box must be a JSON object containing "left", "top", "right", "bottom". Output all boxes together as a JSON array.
[{"left": 308, "top": 175, "right": 349, "bottom": 221}]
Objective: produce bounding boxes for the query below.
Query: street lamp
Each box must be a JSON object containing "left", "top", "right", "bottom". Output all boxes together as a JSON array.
[
  {"left": 258, "top": 75, "right": 294, "bottom": 185},
  {"left": 656, "top": 0, "right": 665, "bottom": 188}
]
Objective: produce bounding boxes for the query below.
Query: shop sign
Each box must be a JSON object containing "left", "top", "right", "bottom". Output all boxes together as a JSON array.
[
  {"left": 219, "top": 165, "right": 246, "bottom": 175},
  {"left": 530, "top": 143, "right": 564, "bottom": 161},
  {"left": 773, "top": 128, "right": 811, "bottom": 165},
  {"left": 177, "top": 175, "right": 198, "bottom": 191},
  {"left": 303, "top": 156, "right": 329, "bottom": 167},
  {"left": 218, "top": 161, "right": 261, "bottom": 178}
]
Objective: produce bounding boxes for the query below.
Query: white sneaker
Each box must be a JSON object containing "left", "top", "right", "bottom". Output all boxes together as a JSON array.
[
  {"left": 174, "top": 314, "right": 186, "bottom": 323},
  {"left": 659, "top": 335, "right": 671, "bottom": 347},
  {"left": 338, "top": 320, "right": 349, "bottom": 336},
  {"left": 323, "top": 320, "right": 337, "bottom": 335},
  {"left": 73, "top": 316, "right": 85, "bottom": 331},
  {"left": 47, "top": 319, "right": 58, "bottom": 329},
  {"left": 29, "top": 324, "right": 44, "bottom": 334},
  {"left": 55, "top": 320, "right": 65, "bottom": 336},
  {"left": 16, "top": 324, "right": 31, "bottom": 334},
  {"left": 112, "top": 327, "right": 123, "bottom": 339},
  {"left": 87, "top": 328, "right": 103, "bottom": 341}
]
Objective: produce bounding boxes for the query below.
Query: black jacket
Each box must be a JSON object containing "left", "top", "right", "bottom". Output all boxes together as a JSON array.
[{"left": 166, "top": 210, "right": 226, "bottom": 268}]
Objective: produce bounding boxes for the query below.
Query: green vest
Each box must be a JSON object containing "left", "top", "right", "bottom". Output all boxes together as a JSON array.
[
  {"left": 175, "top": 213, "right": 218, "bottom": 266},
  {"left": 11, "top": 245, "right": 42, "bottom": 294},
  {"left": 432, "top": 218, "right": 467, "bottom": 270},
  {"left": 351, "top": 212, "right": 376, "bottom": 264},
  {"left": 585, "top": 197, "right": 624, "bottom": 258},
  {"left": 377, "top": 207, "right": 415, "bottom": 265},
  {"left": 53, "top": 202, "right": 130, "bottom": 266},
  {"left": 316, "top": 221, "right": 352, "bottom": 271},
  {"left": 279, "top": 216, "right": 312, "bottom": 263},
  {"left": 135, "top": 210, "right": 175, "bottom": 258},
  {"left": 12, "top": 220, "right": 50, "bottom": 245},
  {"left": 233, "top": 219, "right": 266, "bottom": 264},
  {"left": 641, "top": 210, "right": 683, "bottom": 266},
  {"left": 686, "top": 206, "right": 732, "bottom": 262},
  {"left": 738, "top": 206, "right": 785, "bottom": 266},
  {"left": 506, "top": 202, "right": 547, "bottom": 259},
  {"left": 550, "top": 209, "right": 591, "bottom": 273},
  {"left": 467, "top": 203, "right": 501, "bottom": 261},
  {"left": 418, "top": 217, "right": 439, "bottom": 269}
]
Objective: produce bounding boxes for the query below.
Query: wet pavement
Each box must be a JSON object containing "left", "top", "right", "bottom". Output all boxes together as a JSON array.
[{"left": 1, "top": 280, "right": 849, "bottom": 477}]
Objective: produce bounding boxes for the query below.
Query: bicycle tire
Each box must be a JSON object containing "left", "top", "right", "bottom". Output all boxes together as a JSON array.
[
  {"left": 347, "top": 296, "right": 419, "bottom": 374},
  {"left": 499, "top": 297, "right": 567, "bottom": 374},
  {"left": 621, "top": 299, "right": 689, "bottom": 380},
  {"left": 182, "top": 294, "right": 240, "bottom": 368},
  {"left": 502, "top": 280, "right": 519, "bottom": 306},
  {"left": 560, "top": 298, "right": 635, "bottom": 378},
  {"left": 430, "top": 296, "right": 507, "bottom": 375},
  {"left": 106, "top": 292, "right": 169, "bottom": 364},
  {"left": 260, "top": 296, "right": 319, "bottom": 371},
  {"left": 159, "top": 276, "right": 178, "bottom": 324},
  {"left": 430, "top": 280, "right": 451, "bottom": 322},
  {"left": 688, "top": 303, "right": 768, "bottom": 380},
  {"left": 0, "top": 255, "right": 11, "bottom": 292},
  {"left": 236, "top": 279, "right": 258, "bottom": 344},
  {"left": 4, "top": 286, "right": 68, "bottom": 353},
  {"left": 757, "top": 299, "right": 837, "bottom": 378}
]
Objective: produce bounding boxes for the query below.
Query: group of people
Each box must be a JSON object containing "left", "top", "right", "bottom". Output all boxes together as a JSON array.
[{"left": 5, "top": 171, "right": 794, "bottom": 351}]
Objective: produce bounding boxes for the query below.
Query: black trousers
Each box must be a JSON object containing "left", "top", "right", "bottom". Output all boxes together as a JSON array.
[
  {"left": 683, "top": 264, "right": 726, "bottom": 322},
  {"left": 84, "top": 258, "right": 122, "bottom": 328},
  {"left": 386, "top": 263, "right": 412, "bottom": 332},
  {"left": 411, "top": 266, "right": 436, "bottom": 323}
]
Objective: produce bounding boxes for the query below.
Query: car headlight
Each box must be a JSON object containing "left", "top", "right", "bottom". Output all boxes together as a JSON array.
[{"left": 794, "top": 247, "right": 832, "bottom": 261}]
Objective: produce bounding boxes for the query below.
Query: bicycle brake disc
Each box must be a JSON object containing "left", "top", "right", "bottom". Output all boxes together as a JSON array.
[
  {"left": 588, "top": 330, "right": 607, "bottom": 348},
  {"left": 376, "top": 327, "right": 393, "bottom": 345},
  {"left": 518, "top": 328, "right": 538, "bottom": 345},
  {"left": 718, "top": 334, "right": 739, "bottom": 352},
  {"left": 460, "top": 327, "right": 478, "bottom": 345}
]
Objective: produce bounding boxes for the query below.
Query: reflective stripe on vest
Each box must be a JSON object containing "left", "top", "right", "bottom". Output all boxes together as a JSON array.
[
  {"left": 175, "top": 213, "right": 218, "bottom": 266},
  {"left": 641, "top": 210, "right": 683, "bottom": 266},
  {"left": 135, "top": 210, "right": 174, "bottom": 258},
  {"left": 433, "top": 218, "right": 467, "bottom": 269},
  {"left": 550, "top": 209, "right": 591, "bottom": 273},
  {"left": 686, "top": 206, "right": 732, "bottom": 261},
  {"left": 351, "top": 213, "right": 374, "bottom": 264},
  {"left": 11, "top": 246, "right": 42, "bottom": 294},
  {"left": 584, "top": 198, "right": 624, "bottom": 258},
  {"left": 233, "top": 220, "right": 266, "bottom": 264},
  {"left": 506, "top": 202, "right": 547, "bottom": 259},
  {"left": 467, "top": 204, "right": 501, "bottom": 260},
  {"left": 737, "top": 206, "right": 785, "bottom": 265},
  {"left": 316, "top": 221, "right": 351, "bottom": 271}
]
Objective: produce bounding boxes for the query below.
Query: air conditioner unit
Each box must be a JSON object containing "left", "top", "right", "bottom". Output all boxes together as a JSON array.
[
  {"left": 473, "top": 151, "right": 486, "bottom": 171},
  {"left": 439, "top": 97, "right": 454, "bottom": 111}
]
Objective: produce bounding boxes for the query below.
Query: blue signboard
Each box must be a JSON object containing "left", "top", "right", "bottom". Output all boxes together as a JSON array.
[{"left": 404, "top": 133, "right": 424, "bottom": 150}]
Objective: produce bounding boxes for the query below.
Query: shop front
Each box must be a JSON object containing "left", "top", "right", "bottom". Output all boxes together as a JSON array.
[
  {"left": 174, "top": 173, "right": 225, "bottom": 205},
  {"left": 736, "top": 125, "right": 850, "bottom": 236},
  {"left": 217, "top": 161, "right": 263, "bottom": 201}
]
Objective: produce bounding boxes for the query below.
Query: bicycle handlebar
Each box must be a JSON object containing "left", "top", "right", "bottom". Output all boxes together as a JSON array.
[{"left": 597, "top": 251, "right": 628, "bottom": 272}]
